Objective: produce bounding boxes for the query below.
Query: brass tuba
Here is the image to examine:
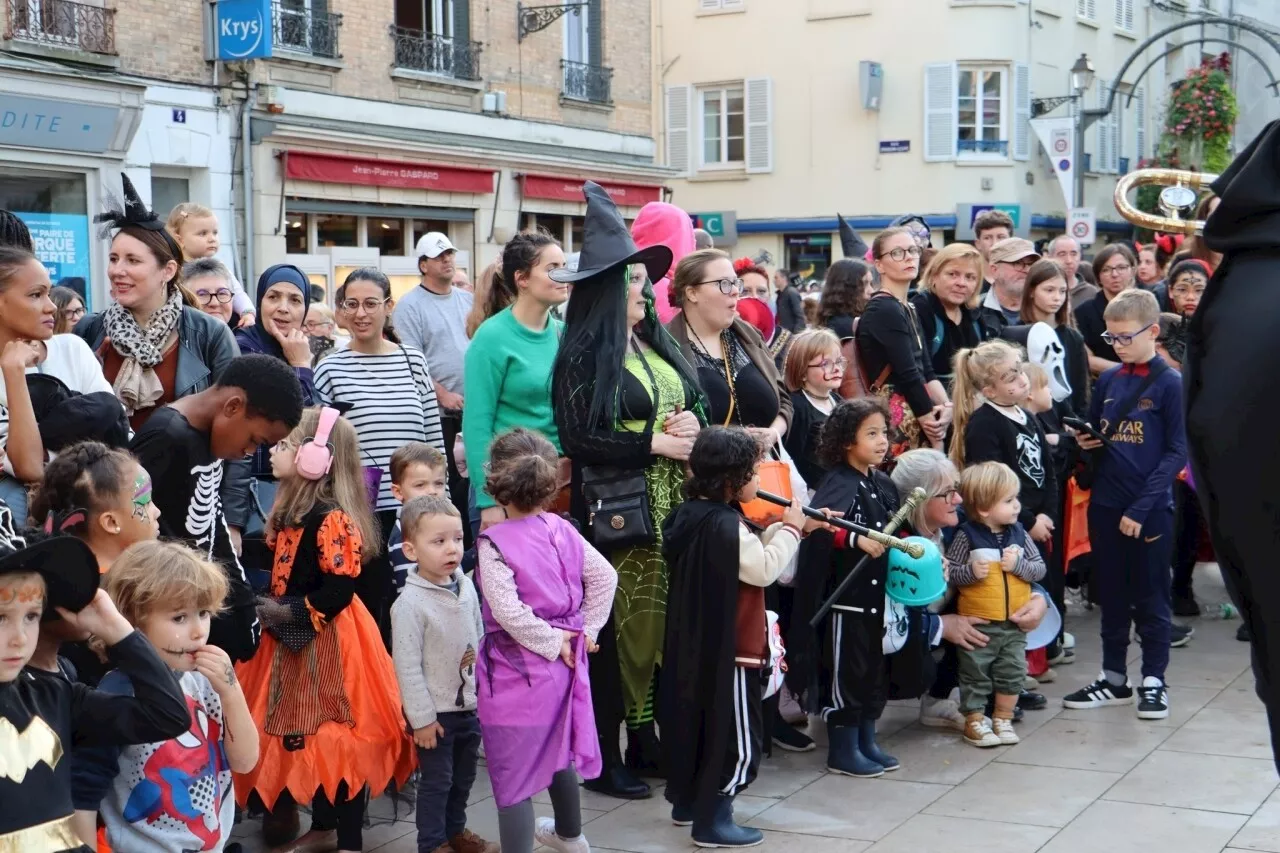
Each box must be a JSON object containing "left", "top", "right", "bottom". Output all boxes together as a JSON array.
[{"left": 1113, "top": 168, "right": 1219, "bottom": 235}]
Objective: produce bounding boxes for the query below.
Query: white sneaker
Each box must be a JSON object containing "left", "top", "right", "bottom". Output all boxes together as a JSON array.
[
  {"left": 963, "top": 716, "right": 1002, "bottom": 748},
  {"left": 1063, "top": 632, "right": 1076, "bottom": 650},
  {"left": 919, "top": 695, "right": 966, "bottom": 732},
  {"left": 535, "top": 817, "right": 591, "bottom": 853},
  {"left": 992, "top": 717, "right": 1020, "bottom": 745}
]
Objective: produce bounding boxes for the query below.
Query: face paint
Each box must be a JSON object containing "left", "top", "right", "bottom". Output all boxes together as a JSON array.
[
  {"left": 131, "top": 471, "right": 154, "bottom": 522},
  {"left": 0, "top": 581, "right": 45, "bottom": 606}
]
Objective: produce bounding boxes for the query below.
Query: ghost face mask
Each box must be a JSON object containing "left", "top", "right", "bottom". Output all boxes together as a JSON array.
[{"left": 1004, "top": 322, "right": 1072, "bottom": 402}]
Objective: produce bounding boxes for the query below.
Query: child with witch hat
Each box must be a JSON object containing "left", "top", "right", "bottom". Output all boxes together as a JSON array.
[{"left": 0, "top": 503, "right": 190, "bottom": 851}]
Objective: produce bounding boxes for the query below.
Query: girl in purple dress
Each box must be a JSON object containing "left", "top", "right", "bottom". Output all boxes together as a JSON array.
[{"left": 475, "top": 428, "right": 619, "bottom": 853}]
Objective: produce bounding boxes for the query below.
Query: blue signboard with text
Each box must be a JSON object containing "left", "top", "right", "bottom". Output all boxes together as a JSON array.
[
  {"left": 17, "top": 213, "right": 93, "bottom": 308},
  {"left": 215, "top": 0, "right": 273, "bottom": 60}
]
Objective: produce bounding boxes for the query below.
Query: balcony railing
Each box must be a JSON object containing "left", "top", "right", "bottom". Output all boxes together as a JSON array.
[
  {"left": 958, "top": 139, "right": 1010, "bottom": 156},
  {"left": 6, "top": 0, "right": 115, "bottom": 55},
  {"left": 272, "top": 0, "right": 341, "bottom": 59},
  {"left": 561, "top": 59, "right": 612, "bottom": 105},
  {"left": 390, "top": 27, "right": 481, "bottom": 81}
]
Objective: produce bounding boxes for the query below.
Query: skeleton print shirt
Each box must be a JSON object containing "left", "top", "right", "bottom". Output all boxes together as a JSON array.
[{"left": 130, "top": 407, "right": 261, "bottom": 662}]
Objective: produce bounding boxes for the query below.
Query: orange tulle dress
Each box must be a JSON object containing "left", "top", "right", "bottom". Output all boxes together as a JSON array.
[{"left": 233, "top": 508, "right": 415, "bottom": 811}]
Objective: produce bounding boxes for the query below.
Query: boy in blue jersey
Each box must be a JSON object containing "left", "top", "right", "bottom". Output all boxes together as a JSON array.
[{"left": 1063, "top": 289, "right": 1185, "bottom": 721}]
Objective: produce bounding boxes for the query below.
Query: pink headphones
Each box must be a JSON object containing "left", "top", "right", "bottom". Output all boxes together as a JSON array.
[{"left": 295, "top": 406, "right": 341, "bottom": 481}]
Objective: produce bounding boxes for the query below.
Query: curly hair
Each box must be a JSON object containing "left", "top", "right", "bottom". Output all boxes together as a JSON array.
[
  {"left": 485, "top": 428, "right": 560, "bottom": 512},
  {"left": 30, "top": 441, "right": 135, "bottom": 531},
  {"left": 816, "top": 398, "right": 889, "bottom": 470},
  {"left": 819, "top": 259, "right": 872, "bottom": 324},
  {"left": 686, "top": 426, "right": 760, "bottom": 501},
  {"left": 217, "top": 354, "right": 305, "bottom": 429}
]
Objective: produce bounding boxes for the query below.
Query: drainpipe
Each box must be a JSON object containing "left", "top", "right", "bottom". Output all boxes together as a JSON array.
[{"left": 242, "top": 79, "right": 255, "bottom": 292}]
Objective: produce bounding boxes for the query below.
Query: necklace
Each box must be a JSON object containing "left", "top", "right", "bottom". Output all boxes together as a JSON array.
[
  {"left": 688, "top": 323, "right": 738, "bottom": 426},
  {"left": 803, "top": 388, "right": 836, "bottom": 412}
]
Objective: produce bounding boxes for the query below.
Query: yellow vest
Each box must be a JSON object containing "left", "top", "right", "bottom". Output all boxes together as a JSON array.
[{"left": 957, "top": 557, "right": 1033, "bottom": 622}]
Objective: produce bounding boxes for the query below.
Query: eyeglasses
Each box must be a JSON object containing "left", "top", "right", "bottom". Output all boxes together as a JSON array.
[
  {"left": 1100, "top": 263, "right": 1133, "bottom": 277},
  {"left": 195, "top": 288, "right": 233, "bottom": 305},
  {"left": 694, "top": 277, "right": 744, "bottom": 296},
  {"left": 303, "top": 319, "right": 334, "bottom": 332},
  {"left": 1100, "top": 322, "right": 1155, "bottom": 347},
  {"left": 931, "top": 485, "right": 960, "bottom": 502},
  {"left": 339, "top": 297, "right": 390, "bottom": 314},
  {"left": 999, "top": 258, "right": 1036, "bottom": 271},
  {"left": 878, "top": 246, "right": 923, "bottom": 261},
  {"left": 808, "top": 357, "right": 848, "bottom": 372},
  {"left": 62, "top": 306, "right": 85, "bottom": 320}
]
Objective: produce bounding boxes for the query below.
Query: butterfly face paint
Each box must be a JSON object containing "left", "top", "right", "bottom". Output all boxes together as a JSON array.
[{"left": 131, "top": 471, "right": 154, "bottom": 522}]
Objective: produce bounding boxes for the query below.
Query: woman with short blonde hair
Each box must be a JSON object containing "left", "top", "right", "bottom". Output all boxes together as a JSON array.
[{"left": 909, "top": 242, "right": 986, "bottom": 390}]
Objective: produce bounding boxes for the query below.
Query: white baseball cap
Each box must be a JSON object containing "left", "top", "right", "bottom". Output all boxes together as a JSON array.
[{"left": 415, "top": 232, "right": 456, "bottom": 259}]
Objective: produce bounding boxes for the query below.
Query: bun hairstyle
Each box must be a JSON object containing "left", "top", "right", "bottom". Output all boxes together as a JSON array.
[
  {"left": 341, "top": 267, "right": 401, "bottom": 344},
  {"left": 31, "top": 441, "right": 135, "bottom": 532},
  {"left": 485, "top": 427, "right": 560, "bottom": 512},
  {"left": 468, "top": 261, "right": 505, "bottom": 338},
  {"left": 499, "top": 230, "right": 559, "bottom": 310}
]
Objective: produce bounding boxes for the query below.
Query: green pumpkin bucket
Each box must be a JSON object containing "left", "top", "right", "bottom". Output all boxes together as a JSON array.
[{"left": 886, "top": 536, "right": 946, "bottom": 606}]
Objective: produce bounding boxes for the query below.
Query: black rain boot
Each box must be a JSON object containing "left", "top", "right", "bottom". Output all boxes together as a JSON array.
[
  {"left": 624, "top": 721, "right": 666, "bottom": 778},
  {"left": 825, "top": 723, "right": 884, "bottom": 778},
  {"left": 583, "top": 731, "right": 652, "bottom": 800},
  {"left": 691, "top": 794, "right": 764, "bottom": 848},
  {"left": 857, "top": 719, "right": 899, "bottom": 771}
]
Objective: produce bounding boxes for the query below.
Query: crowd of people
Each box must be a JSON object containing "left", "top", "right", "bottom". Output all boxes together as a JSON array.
[{"left": 0, "top": 162, "right": 1227, "bottom": 853}]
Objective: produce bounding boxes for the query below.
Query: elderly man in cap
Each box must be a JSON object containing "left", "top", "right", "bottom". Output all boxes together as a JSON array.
[{"left": 978, "top": 237, "right": 1040, "bottom": 335}]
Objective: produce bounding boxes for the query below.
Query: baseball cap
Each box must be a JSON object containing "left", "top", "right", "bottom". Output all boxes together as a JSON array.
[
  {"left": 989, "top": 237, "right": 1040, "bottom": 265},
  {"left": 415, "top": 232, "right": 456, "bottom": 259}
]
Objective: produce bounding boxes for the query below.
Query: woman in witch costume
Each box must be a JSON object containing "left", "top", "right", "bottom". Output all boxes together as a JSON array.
[
  {"left": 75, "top": 174, "right": 238, "bottom": 432},
  {"left": 550, "top": 182, "right": 705, "bottom": 801},
  {"left": 0, "top": 504, "right": 190, "bottom": 852}
]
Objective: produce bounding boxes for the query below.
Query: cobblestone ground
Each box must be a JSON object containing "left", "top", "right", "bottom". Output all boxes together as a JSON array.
[{"left": 233, "top": 563, "right": 1277, "bottom": 852}]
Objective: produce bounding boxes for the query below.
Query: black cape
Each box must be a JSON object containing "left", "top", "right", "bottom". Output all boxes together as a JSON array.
[
  {"left": 659, "top": 498, "right": 741, "bottom": 807},
  {"left": 789, "top": 464, "right": 898, "bottom": 693},
  {"left": 1185, "top": 118, "right": 1280, "bottom": 772}
]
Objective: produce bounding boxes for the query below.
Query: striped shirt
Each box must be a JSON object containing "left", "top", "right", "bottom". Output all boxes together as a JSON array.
[{"left": 313, "top": 345, "right": 445, "bottom": 511}]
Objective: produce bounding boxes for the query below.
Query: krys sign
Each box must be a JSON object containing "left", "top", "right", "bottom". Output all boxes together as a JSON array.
[{"left": 215, "top": 0, "right": 273, "bottom": 61}]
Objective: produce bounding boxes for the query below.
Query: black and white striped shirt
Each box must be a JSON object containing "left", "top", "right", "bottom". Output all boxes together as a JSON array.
[{"left": 313, "top": 345, "right": 445, "bottom": 511}]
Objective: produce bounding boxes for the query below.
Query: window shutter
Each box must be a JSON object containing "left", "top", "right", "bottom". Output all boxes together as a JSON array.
[
  {"left": 698, "top": 0, "right": 724, "bottom": 9},
  {"left": 1110, "top": 102, "right": 1121, "bottom": 173},
  {"left": 452, "top": 0, "right": 469, "bottom": 42},
  {"left": 587, "top": 0, "right": 602, "bottom": 66},
  {"left": 1113, "top": 0, "right": 1124, "bottom": 27},
  {"left": 1124, "top": 0, "right": 1134, "bottom": 29},
  {"left": 1013, "top": 62, "right": 1031, "bottom": 161},
  {"left": 923, "top": 62, "right": 958, "bottom": 162},
  {"left": 1135, "top": 86, "right": 1147, "bottom": 161},
  {"left": 744, "top": 77, "right": 773, "bottom": 173},
  {"left": 1096, "top": 84, "right": 1110, "bottom": 172},
  {"left": 665, "top": 84, "right": 691, "bottom": 176}
]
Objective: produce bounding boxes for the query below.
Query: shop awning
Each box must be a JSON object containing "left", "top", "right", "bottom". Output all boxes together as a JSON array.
[
  {"left": 285, "top": 151, "right": 495, "bottom": 194},
  {"left": 520, "top": 173, "right": 662, "bottom": 206}
]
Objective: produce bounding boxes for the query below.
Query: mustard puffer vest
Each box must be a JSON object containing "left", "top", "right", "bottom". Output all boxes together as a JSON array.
[{"left": 956, "top": 521, "right": 1033, "bottom": 622}]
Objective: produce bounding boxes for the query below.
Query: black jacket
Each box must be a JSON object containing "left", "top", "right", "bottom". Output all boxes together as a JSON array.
[{"left": 775, "top": 285, "right": 806, "bottom": 334}]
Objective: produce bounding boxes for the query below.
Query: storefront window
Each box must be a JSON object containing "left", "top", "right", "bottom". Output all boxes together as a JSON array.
[
  {"left": 532, "top": 213, "right": 565, "bottom": 245},
  {"left": 316, "top": 214, "right": 358, "bottom": 247},
  {"left": 367, "top": 217, "right": 405, "bottom": 254},
  {"left": 0, "top": 168, "right": 92, "bottom": 308},
  {"left": 412, "top": 218, "right": 452, "bottom": 250},
  {"left": 784, "top": 233, "right": 833, "bottom": 284},
  {"left": 569, "top": 216, "right": 585, "bottom": 253},
  {"left": 285, "top": 211, "right": 308, "bottom": 254}
]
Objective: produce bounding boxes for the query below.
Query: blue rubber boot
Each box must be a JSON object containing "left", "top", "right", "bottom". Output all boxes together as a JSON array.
[
  {"left": 825, "top": 723, "right": 884, "bottom": 778},
  {"left": 691, "top": 795, "right": 764, "bottom": 848},
  {"left": 857, "top": 719, "right": 899, "bottom": 771}
]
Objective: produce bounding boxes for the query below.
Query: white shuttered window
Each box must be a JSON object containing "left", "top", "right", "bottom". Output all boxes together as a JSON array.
[
  {"left": 665, "top": 84, "right": 691, "bottom": 175},
  {"left": 923, "top": 62, "right": 958, "bottom": 162},
  {"left": 744, "top": 77, "right": 773, "bottom": 173},
  {"left": 1013, "top": 62, "right": 1031, "bottom": 160}
]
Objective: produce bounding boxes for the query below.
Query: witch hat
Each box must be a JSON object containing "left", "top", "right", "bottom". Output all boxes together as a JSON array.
[
  {"left": 837, "top": 213, "right": 869, "bottom": 259},
  {"left": 0, "top": 505, "right": 100, "bottom": 615},
  {"left": 550, "top": 181, "right": 673, "bottom": 285},
  {"left": 95, "top": 173, "right": 168, "bottom": 235}
]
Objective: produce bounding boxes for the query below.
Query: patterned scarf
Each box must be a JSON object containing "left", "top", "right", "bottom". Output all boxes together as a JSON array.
[{"left": 102, "top": 286, "right": 184, "bottom": 415}]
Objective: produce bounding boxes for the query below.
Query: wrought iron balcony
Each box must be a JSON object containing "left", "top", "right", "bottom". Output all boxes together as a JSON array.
[
  {"left": 390, "top": 27, "right": 481, "bottom": 81},
  {"left": 958, "top": 139, "right": 1010, "bottom": 156},
  {"left": 272, "top": 0, "right": 341, "bottom": 59},
  {"left": 561, "top": 59, "right": 612, "bottom": 105},
  {"left": 6, "top": 0, "right": 115, "bottom": 55}
]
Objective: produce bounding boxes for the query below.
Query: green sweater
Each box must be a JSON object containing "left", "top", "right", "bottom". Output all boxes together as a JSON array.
[{"left": 462, "top": 306, "right": 563, "bottom": 508}]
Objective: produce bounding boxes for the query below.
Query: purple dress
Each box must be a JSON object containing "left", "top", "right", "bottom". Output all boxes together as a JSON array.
[{"left": 475, "top": 513, "right": 602, "bottom": 808}]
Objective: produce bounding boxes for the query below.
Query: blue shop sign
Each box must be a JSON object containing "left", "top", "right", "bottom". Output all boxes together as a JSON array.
[
  {"left": 0, "top": 95, "right": 120, "bottom": 154},
  {"left": 216, "top": 0, "right": 273, "bottom": 60},
  {"left": 17, "top": 213, "right": 92, "bottom": 306}
]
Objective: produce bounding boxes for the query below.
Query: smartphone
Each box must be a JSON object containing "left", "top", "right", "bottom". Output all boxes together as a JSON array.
[{"left": 1063, "top": 416, "right": 1111, "bottom": 447}]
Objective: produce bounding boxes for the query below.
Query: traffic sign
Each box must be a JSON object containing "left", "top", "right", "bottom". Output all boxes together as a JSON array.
[{"left": 1068, "top": 207, "right": 1096, "bottom": 246}]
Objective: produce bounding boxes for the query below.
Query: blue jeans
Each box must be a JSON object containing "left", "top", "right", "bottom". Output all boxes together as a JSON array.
[
  {"left": 0, "top": 475, "right": 28, "bottom": 525},
  {"left": 415, "top": 711, "right": 482, "bottom": 851}
]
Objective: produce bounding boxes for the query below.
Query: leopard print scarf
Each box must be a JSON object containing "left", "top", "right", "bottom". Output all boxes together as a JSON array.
[{"left": 102, "top": 286, "right": 184, "bottom": 415}]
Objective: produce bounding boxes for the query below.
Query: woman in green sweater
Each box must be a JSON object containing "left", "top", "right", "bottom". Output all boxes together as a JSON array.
[{"left": 463, "top": 231, "right": 569, "bottom": 534}]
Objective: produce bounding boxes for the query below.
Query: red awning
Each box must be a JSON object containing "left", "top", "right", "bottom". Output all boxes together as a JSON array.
[
  {"left": 286, "top": 151, "right": 495, "bottom": 194},
  {"left": 521, "top": 173, "right": 662, "bottom": 206}
]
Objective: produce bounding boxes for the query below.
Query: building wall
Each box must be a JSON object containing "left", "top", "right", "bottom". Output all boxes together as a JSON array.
[
  {"left": 655, "top": 0, "right": 1160, "bottom": 245},
  {"left": 114, "top": 0, "right": 210, "bottom": 84}
]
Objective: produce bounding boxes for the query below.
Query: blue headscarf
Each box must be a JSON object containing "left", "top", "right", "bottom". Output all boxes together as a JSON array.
[{"left": 240, "top": 264, "right": 311, "bottom": 362}]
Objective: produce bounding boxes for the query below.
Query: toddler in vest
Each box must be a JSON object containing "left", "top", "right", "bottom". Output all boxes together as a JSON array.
[{"left": 944, "top": 462, "right": 1046, "bottom": 748}]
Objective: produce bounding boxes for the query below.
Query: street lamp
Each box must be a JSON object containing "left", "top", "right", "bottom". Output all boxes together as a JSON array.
[
  {"left": 1071, "top": 53, "right": 1096, "bottom": 95},
  {"left": 1071, "top": 53, "right": 1096, "bottom": 208}
]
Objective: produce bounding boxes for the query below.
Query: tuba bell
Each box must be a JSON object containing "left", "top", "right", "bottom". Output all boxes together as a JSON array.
[{"left": 1113, "top": 168, "right": 1219, "bottom": 235}]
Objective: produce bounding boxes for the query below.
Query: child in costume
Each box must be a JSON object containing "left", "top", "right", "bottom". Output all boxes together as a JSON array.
[
  {"left": 0, "top": 509, "right": 189, "bottom": 853},
  {"left": 475, "top": 428, "right": 618, "bottom": 853},
  {"left": 233, "top": 406, "right": 415, "bottom": 853},
  {"left": 662, "top": 426, "right": 826, "bottom": 848},
  {"left": 944, "top": 462, "right": 1047, "bottom": 747},
  {"left": 76, "top": 541, "right": 259, "bottom": 851},
  {"left": 794, "top": 398, "right": 903, "bottom": 779}
]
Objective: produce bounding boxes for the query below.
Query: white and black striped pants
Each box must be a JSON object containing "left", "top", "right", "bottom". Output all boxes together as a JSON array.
[
  {"left": 718, "top": 666, "right": 764, "bottom": 797},
  {"left": 821, "top": 608, "right": 887, "bottom": 727}
]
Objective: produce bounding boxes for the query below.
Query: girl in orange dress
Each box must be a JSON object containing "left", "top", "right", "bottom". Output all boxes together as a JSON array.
[{"left": 234, "top": 407, "right": 415, "bottom": 853}]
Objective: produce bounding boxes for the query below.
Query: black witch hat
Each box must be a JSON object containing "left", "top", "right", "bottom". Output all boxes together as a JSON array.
[
  {"left": 0, "top": 505, "right": 100, "bottom": 616},
  {"left": 95, "top": 173, "right": 184, "bottom": 258},
  {"left": 549, "top": 181, "right": 673, "bottom": 285},
  {"left": 837, "top": 213, "right": 869, "bottom": 259}
]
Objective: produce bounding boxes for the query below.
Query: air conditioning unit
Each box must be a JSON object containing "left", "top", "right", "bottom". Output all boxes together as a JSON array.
[
  {"left": 482, "top": 91, "right": 508, "bottom": 114},
  {"left": 258, "top": 85, "right": 285, "bottom": 113}
]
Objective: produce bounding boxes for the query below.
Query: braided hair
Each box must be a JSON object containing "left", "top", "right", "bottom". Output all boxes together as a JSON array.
[
  {"left": 0, "top": 210, "right": 33, "bottom": 252},
  {"left": 30, "top": 442, "right": 135, "bottom": 534}
]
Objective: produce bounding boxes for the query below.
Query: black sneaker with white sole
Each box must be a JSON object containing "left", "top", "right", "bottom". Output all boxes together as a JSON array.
[
  {"left": 1170, "top": 623, "right": 1194, "bottom": 648},
  {"left": 771, "top": 723, "right": 816, "bottom": 752},
  {"left": 1063, "top": 673, "right": 1135, "bottom": 709},
  {"left": 1137, "top": 677, "right": 1170, "bottom": 719}
]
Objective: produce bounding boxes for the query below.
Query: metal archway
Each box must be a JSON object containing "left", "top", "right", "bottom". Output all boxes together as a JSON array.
[{"left": 1122, "top": 37, "right": 1280, "bottom": 108}]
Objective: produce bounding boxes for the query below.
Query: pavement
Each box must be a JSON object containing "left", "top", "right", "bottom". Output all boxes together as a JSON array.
[{"left": 232, "top": 562, "right": 1278, "bottom": 852}]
